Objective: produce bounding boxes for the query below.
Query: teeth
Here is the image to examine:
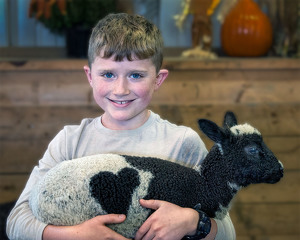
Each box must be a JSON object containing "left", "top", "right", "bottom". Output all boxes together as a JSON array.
[{"left": 114, "top": 100, "right": 129, "bottom": 105}]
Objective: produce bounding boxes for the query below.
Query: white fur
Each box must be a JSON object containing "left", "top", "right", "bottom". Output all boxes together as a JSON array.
[
  {"left": 230, "top": 123, "right": 261, "bottom": 136},
  {"left": 215, "top": 203, "right": 230, "bottom": 220},
  {"left": 228, "top": 182, "right": 241, "bottom": 191},
  {"left": 216, "top": 143, "right": 224, "bottom": 155},
  {"left": 193, "top": 164, "right": 202, "bottom": 174},
  {"left": 279, "top": 160, "right": 284, "bottom": 169}
]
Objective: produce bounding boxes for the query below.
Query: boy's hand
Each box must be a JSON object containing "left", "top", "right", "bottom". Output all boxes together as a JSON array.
[
  {"left": 74, "top": 214, "right": 131, "bottom": 240},
  {"left": 43, "top": 214, "right": 131, "bottom": 240},
  {"left": 135, "top": 199, "right": 199, "bottom": 240}
]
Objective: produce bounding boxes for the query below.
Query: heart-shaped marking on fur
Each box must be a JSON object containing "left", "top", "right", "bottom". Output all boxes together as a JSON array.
[{"left": 89, "top": 167, "right": 140, "bottom": 215}]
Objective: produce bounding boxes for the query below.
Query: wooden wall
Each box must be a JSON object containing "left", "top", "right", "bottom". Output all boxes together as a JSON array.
[{"left": 0, "top": 58, "right": 299, "bottom": 239}]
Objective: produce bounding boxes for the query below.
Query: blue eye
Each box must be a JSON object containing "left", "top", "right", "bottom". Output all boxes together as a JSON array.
[
  {"left": 131, "top": 73, "right": 142, "bottom": 79},
  {"left": 103, "top": 72, "right": 114, "bottom": 78}
]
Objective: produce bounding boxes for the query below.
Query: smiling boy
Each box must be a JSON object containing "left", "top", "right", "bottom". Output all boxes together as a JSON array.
[
  {"left": 84, "top": 54, "right": 168, "bottom": 130},
  {"left": 7, "top": 13, "right": 235, "bottom": 240}
]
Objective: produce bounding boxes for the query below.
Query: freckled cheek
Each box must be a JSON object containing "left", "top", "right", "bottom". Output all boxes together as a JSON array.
[
  {"left": 92, "top": 82, "right": 110, "bottom": 97},
  {"left": 135, "top": 86, "right": 155, "bottom": 101}
]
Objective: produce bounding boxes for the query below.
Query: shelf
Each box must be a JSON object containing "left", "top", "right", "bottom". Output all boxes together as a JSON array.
[{"left": 0, "top": 57, "right": 299, "bottom": 71}]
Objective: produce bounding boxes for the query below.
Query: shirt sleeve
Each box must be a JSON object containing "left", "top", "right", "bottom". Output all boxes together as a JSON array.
[
  {"left": 214, "top": 213, "right": 236, "bottom": 240},
  {"left": 6, "top": 129, "right": 67, "bottom": 240},
  {"left": 177, "top": 127, "right": 208, "bottom": 167}
]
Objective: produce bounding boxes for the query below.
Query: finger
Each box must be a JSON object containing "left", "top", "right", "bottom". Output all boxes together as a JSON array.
[
  {"left": 109, "top": 228, "right": 132, "bottom": 240},
  {"left": 135, "top": 210, "right": 155, "bottom": 240},
  {"left": 135, "top": 221, "right": 151, "bottom": 240},
  {"left": 96, "top": 214, "right": 126, "bottom": 225},
  {"left": 139, "top": 199, "right": 162, "bottom": 210},
  {"left": 139, "top": 230, "right": 155, "bottom": 240},
  {"left": 108, "top": 227, "right": 132, "bottom": 240}
]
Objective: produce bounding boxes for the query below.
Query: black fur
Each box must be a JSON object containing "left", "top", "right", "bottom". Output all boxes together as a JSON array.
[
  {"left": 123, "top": 154, "right": 235, "bottom": 218},
  {"left": 223, "top": 111, "right": 238, "bottom": 128},
  {"left": 90, "top": 167, "right": 140, "bottom": 215},
  {"left": 125, "top": 156, "right": 201, "bottom": 206}
]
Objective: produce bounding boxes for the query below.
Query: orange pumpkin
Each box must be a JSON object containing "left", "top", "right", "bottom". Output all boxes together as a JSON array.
[{"left": 221, "top": 0, "right": 273, "bottom": 57}]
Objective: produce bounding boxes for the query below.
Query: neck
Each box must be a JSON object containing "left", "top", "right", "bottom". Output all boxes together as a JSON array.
[
  {"left": 197, "top": 146, "right": 239, "bottom": 219},
  {"left": 101, "top": 110, "right": 150, "bottom": 130}
]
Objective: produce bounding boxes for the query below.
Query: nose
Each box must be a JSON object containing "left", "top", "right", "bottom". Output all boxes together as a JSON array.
[{"left": 112, "top": 78, "right": 130, "bottom": 96}]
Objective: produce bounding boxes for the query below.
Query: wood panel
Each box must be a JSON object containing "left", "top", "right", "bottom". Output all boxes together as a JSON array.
[
  {"left": 230, "top": 203, "right": 300, "bottom": 236},
  {"left": 154, "top": 71, "right": 300, "bottom": 105},
  {"left": 0, "top": 71, "right": 90, "bottom": 106},
  {"left": 0, "top": 106, "right": 102, "bottom": 140},
  {"left": 1, "top": 58, "right": 299, "bottom": 71},
  {"left": 235, "top": 171, "right": 300, "bottom": 203},
  {"left": 0, "top": 139, "right": 49, "bottom": 173},
  {"left": 150, "top": 104, "right": 300, "bottom": 137},
  {"left": 162, "top": 57, "right": 300, "bottom": 70},
  {"left": 0, "top": 175, "right": 29, "bottom": 203}
]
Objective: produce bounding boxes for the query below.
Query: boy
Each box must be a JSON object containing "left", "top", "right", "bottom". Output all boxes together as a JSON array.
[{"left": 7, "top": 13, "right": 235, "bottom": 240}]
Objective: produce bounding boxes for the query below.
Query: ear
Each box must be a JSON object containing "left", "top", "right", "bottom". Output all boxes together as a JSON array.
[
  {"left": 154, "top": 69, "right": 169, "bottom": 90},
  {"left": 223, "top": 111, "right": 238, "bottom": 128},
  {"left": 198, "top": 119, "right": 225, "bottom": 144},
  {"left": 83, "top": 65, "right": 93, "bottom": 87}
]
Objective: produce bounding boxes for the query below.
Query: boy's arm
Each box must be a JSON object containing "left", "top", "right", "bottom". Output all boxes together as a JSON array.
[
  {"left": 42, "top": 215, "right": 130, "bottom": 240},
  {"left": 7, "top": 199, "right": 130, "bottom": 240},
  {"left": 6, "top": 166, "right": 49, "bottom": 240},
  {"left": 6, "top": 130, "right": 66, "bottom": 240}
]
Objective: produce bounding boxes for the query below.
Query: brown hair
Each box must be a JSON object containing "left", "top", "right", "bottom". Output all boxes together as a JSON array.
[{"left": 88, "top": 13, "right": 164, "bottom": 72}]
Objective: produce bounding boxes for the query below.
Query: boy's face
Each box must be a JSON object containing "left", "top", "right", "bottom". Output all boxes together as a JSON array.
[{"left": 84, "top": 55, "right": 168, "bottom": 130}]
